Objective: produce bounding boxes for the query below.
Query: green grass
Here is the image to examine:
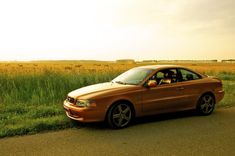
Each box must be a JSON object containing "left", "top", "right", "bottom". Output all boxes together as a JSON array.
[
  {"left": 0, "top": 71, "right": 234, "bottom": 138},
  {"left": 0, "top": 71, "right": 120, "bottom": 138},
  {"left": 218, "top": 80, "right": 235, "bottom": 107},
  {"left": 213, "top": 72, "right": 235, "bottom": 107}
]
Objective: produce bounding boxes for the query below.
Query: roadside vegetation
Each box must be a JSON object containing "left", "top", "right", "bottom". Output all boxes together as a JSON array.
[{"left": 0, "top": 62, "right": 234, "bottom": 138}]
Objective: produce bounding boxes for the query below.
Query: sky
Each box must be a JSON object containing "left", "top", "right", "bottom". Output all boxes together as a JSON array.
[{"left": 0, "top": 0, "right": 234, "bottom": 61}]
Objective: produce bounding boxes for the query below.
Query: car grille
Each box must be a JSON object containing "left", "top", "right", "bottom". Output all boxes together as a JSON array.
[{"left": 67, "top": 96, "right": 76, "bottom": 104}]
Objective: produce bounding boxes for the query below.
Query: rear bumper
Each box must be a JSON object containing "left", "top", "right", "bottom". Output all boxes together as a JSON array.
[
  {"left": 215, "top": 90, "right": 225, "bottom": 103},
  {"left": 63, "top": 101, "right": 105, "bottom": 122}
]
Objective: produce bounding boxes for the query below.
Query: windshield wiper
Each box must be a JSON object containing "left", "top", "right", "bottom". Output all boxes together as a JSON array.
[
  {"left": 113, "top": 81, "right": 126, "bottom": 85},
  {"left": 113, "top": 81, "right": 137, "bottom": 85}
]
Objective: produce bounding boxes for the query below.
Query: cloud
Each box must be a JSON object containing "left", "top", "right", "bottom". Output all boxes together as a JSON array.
[
  {"left": 117, "top": 0, "right": 235, "bottom": 35},
  {"left": 176, "top": 0, "right": 235, "bottom": 34}
]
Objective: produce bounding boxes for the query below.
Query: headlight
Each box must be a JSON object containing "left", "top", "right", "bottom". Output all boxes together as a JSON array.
[
  {"left": 76, "top": 99, "right": 90, "bottom": 107},
  {"left": 76, "top": 99, "right": 96, "bottom": 107}
]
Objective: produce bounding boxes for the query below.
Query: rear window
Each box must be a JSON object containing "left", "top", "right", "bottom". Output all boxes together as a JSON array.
[{"left": 179, "top": 69, "right": 201, "bottom": 81}]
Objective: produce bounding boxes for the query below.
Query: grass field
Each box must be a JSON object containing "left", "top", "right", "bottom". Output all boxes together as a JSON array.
[{"left": 0, "top": 61, "right": 235, "bottom": 138}]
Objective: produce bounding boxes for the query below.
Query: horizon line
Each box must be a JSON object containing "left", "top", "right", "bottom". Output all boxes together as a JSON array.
[{"left": 0, "top": 58, "right": 235, "bottom": 62}]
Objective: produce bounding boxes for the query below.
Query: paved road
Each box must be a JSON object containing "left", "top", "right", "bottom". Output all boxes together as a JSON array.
[{"left": 1, "top": 107, "right": 235, "bottom": 156}]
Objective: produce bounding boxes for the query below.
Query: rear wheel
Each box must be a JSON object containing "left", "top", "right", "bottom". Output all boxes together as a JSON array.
[
  {"left": 197, "top": 94, "right": 215, "bottom": 115},
  {"left": 107, "top": 103, "right": 133, "bottom": 129}
]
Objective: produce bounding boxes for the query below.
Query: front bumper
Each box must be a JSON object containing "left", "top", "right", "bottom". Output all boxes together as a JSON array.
[{"left": 63, "top": 100, "right": 105, "bottom": 122}]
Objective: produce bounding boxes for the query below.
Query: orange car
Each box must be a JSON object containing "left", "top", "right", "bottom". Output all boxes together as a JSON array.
[{"left": 63, "top": 65, "right": 224, "bottom": 128}]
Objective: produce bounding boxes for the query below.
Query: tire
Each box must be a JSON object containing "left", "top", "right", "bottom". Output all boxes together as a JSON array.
[
  {"left": 197, "top": 94, "right": 215, "bottom": 115},
  {"left": 107, "top": 103, "right": 133, "bottom": 129}
]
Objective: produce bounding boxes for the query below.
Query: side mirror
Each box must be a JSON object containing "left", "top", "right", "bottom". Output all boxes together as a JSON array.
[{"left": 146, "top": 80, "right": 157, "bottom": 88}]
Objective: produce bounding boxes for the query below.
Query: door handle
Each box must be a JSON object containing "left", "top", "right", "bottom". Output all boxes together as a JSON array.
[{"left": 177, "top": 87, "right": 185, "bottom": 90}]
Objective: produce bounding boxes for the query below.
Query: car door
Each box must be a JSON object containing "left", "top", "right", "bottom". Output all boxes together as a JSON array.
[
  {"left": 141, "top": 68, "right": 190, "bottom": 115},
  {"left": 176, "top": 68, "right": 204, "bottom": 109}
]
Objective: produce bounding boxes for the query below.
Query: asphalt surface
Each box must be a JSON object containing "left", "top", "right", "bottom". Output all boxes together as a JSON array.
[{"left": 1, "top": 107, "right": 235, "bottom": 156}]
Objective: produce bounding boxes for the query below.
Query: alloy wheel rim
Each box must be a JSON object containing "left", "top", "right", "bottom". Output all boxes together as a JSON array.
[
  {"left": 112, "top": 104, "right": 131, "bottom": 127},
  {"left": 200, "top": 95, "right": 214, "bottom": 114}
]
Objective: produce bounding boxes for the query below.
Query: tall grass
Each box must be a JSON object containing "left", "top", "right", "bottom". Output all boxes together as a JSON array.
[
  {"left": 0, "top": 71, "right": 119, "bottom": 105},
  {"left": 0, "top": 71, "right": 120, "bottom": 138},
  {"left": 206, "top": 72, "right": 235, "bottom": 108}
]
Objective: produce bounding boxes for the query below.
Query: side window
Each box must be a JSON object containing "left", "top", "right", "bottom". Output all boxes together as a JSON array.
[
  {"left": 156, "top": 72, "right": 164, "bottom": 79},
  {"left": 179, "top": 69, "right": 200, "bottom": 82},
  {"left": 152, "top": 69, "right": 177, "bottom": 85}
]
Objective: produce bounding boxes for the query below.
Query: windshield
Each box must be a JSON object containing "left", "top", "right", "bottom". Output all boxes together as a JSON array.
[{"left": 112, "top": 68, "right": 154, "bottom": 85}]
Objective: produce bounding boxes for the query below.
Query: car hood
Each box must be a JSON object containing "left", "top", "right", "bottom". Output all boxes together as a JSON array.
[{"left": 68, "top": 82, "right": 137, "bottom": 99}]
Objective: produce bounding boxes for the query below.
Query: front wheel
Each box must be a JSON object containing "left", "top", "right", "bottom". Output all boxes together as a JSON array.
[
  {"left": 107, "top": 103, "right": 133, "bottom": 129},
  {"left": 197, "top": 94, "right": 215, "bottom": 115}
]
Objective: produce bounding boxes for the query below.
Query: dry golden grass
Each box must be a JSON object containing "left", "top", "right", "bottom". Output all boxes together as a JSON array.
[{"left": 1, "top": 61, "right": 235, "bottom": 75}]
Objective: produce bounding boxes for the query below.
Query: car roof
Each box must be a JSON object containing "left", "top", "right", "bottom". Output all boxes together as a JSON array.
[
  {"left": 136, "top": 64, "right": 206, "bottom": 78},
  {"left": 135, "top": 65, "right": 185, "bottom": 70}
]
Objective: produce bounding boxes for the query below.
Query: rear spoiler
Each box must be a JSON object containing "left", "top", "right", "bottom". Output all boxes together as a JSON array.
[{"left": 207, "top": 76, "right": 222, "bottom": 82}]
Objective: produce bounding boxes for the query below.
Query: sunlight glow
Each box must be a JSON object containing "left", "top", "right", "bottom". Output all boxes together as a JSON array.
[{"left": 0, "top": 0, "right": 234, "bottom": 61}]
